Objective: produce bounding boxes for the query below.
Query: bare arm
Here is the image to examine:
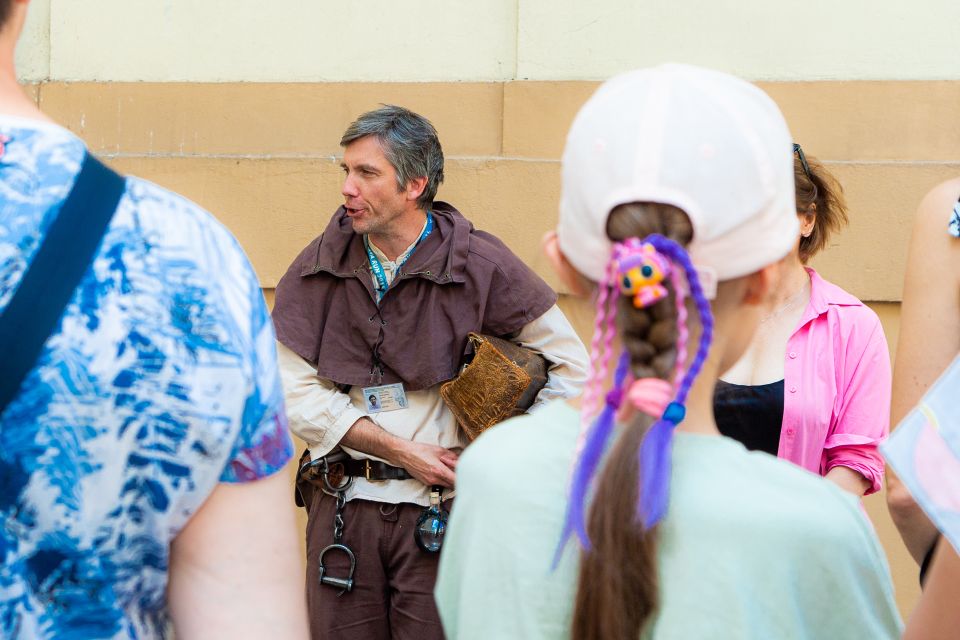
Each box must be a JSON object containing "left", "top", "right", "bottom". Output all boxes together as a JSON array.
[
  {"left": 889, "top": 178, "right": 960, "bottom": 563},
  {"left": 167, "top": 467, "right": 309, "bottom": 639},
  {"left": 278, "top": 342, "right": 457, "bottom": 488},
  {"left": 340, "top": 417, "right": 457, "bottom": 488},
  {"left": 825, "top": 466, "right": 870, "bottom": 496},
  {"left": 888, "top": 468, "right": 939, "bottom": 564},
  {"left": 904, "top": 541, "right": 960, "bottom": 640}
]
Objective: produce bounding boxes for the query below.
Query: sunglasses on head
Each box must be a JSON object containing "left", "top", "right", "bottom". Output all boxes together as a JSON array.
[
  {"left": 793, "top": 143, "right": 812, "bottom": 181},
  {"left": 793, "top": 143, "right": 819, "bottom": 206}
]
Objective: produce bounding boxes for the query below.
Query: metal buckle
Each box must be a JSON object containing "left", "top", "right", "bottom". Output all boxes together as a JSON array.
[{"left": 364, "top": 459, "right": 372, "bottom": 481}]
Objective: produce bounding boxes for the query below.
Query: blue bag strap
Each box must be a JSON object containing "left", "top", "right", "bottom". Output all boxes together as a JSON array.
[{"left": 0, "top": 153, "right": 126, "bottom": 415}]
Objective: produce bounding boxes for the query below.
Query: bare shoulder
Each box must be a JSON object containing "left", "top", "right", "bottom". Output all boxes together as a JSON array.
[
  {"left": 915, "top": 177, "right": 960, "bottom": 229},
  {"left": 905, "top": 178, "right": 960, "bottom": 275},
  {"left": 921, "top": 176, "right": 960, "bottom": 202}
]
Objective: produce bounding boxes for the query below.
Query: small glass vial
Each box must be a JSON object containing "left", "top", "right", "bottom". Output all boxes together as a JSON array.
[{"left": 414, "top": 486, "right": 448, "bottom": 553}]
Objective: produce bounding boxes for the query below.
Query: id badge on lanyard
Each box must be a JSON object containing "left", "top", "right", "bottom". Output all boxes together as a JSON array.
[
  {"left": 361, "top": 213, "right": 433, "bottom": 409},
  {"left": 362, "top": 383, "right": 408, "bottom": 413}
]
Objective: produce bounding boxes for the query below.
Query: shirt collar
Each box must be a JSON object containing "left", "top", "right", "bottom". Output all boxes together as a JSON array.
[
  {"left": 799, "top": 267, "right": 863, "bottom": 325},
  {"left": 302, "top": 202, "right": 470, "bottom": 285},
  {"left": 364, "top": 215, "right": 430, "bottom": 266}
]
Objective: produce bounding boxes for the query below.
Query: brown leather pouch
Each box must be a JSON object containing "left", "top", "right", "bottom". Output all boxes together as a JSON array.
[
  {"left": 440, "top": 333, "right": 548, "bottom": 441},
  {"left": 295, "top": 449, "right": 323, "bottom": 511}
]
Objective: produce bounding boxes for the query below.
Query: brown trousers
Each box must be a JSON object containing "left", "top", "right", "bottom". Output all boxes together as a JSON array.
[{"left": 305, "top": 488, "right": 448, "bottom": 640}]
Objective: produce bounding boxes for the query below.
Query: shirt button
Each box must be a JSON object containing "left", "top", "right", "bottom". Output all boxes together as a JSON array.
[
  {"left": 785, "top": 428, "right": 795, "bottom": 437},
  {"left": 789, "top": 386, "right": 797, "bottom": 393},
  {"left": 789, "top": 352, "right": 797, "bottom": 359}
]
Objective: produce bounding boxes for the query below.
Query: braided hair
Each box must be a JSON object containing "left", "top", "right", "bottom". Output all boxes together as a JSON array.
[{"left": 564, "top": 203, "right": 717, "bottom": 639}]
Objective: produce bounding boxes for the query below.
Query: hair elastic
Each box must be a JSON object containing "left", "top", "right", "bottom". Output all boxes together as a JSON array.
[{"left": 626, "top": 377, "right": 673, "bottom": 418}]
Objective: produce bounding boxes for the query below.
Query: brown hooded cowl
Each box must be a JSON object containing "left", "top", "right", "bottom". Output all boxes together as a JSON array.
[{"left": 272, "top": 202, "right": 558, "bottom": 391}]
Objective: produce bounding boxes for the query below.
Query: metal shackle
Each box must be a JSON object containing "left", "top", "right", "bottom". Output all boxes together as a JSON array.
[{"left": 318, "top": 543, "right": 357, "bottom": 596}]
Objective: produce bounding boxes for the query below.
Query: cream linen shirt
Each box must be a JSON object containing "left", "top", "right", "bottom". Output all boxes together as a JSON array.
[{"left": 279, "top": 233, "right": 588, "bottom": 507}]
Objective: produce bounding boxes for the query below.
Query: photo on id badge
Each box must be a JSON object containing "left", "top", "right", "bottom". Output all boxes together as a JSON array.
[{"left": 363, "top": 383, "right": 408, "bottom": 413}]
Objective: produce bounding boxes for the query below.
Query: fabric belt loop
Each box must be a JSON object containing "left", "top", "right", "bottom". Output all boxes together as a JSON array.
[{"left": 379, "top": 503, "right": 400, "bottom": 522}]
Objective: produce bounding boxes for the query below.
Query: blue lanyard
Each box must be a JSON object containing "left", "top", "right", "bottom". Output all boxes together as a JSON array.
[{"left": 365, "top": 213, "right": 434, "bottom": 303}]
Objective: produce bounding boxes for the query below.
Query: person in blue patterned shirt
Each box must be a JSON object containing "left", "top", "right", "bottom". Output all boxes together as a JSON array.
[{"left": 0, "top": 2, "right": 308, "bottom": 638}]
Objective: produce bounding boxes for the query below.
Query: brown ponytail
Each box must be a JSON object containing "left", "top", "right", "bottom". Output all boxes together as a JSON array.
[
  {"left": 795, "top": 154, "right": 848, "bottom": 263},
  {"left": 571, "top": 202, "right": 693, "bottom": 640}
]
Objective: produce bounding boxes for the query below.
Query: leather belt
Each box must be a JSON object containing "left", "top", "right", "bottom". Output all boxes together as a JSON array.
[
  {"left": 339, "top": 458, "right": 413, "bottom": 482},
  {"left": 299, "top": 451, "right": 413, "bottom": 490}
]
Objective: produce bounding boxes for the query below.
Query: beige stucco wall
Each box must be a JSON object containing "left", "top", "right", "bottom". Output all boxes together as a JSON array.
[
  {"left": 13, "top": 0, "right": 48, "bottom": 79},
  {"left": 31, "top": 80, "right": 958, "bottom": 304},
  {"left": 15, "top": 1, "right": 960, "bottom": 81},
  {"left": 516, "top": 1, "right": 960, "bottom": 81},
  {"left": 15, "top": 0, "right": 960, "bottom": 623}
]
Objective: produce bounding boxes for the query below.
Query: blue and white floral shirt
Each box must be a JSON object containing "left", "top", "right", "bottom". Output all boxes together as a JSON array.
[
  {"left": 949, "top": 198, "right": 960, "bottom": 238},
  {"left": 0, "top": 116, "right": 293, "bottom": 638}
]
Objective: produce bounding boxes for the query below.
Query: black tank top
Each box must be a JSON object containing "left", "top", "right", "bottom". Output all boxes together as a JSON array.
[{"left": 713, "top": 380, "right": 785, "bottom": 456}]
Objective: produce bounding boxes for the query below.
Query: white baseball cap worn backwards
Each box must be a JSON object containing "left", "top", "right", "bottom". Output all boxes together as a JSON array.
[{"left": 556, "top": 63, "right": 801, "bottom": 295}]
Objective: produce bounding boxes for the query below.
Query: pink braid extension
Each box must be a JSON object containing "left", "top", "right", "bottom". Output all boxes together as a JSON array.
[
  {"left": 575, "top": 256, "right": 618, "bottom": 458},
  {"left": 599, "top": 273, "right": 619, "bottom": 400}
]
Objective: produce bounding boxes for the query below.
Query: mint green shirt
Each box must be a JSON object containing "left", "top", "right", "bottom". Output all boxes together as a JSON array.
[{"left": 435, "top": 401, "right": 901, "bottom": 639}]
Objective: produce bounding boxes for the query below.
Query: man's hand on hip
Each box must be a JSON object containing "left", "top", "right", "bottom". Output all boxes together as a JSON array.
[
  {"left": 395, "top": 441, "right": 458, "bottom": 489},
  {"left": 340, "top": 416, "right": 458, "bottom": 488}
]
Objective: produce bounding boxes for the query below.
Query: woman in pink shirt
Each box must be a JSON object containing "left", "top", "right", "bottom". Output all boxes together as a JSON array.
[{"left": 713, "top": 146, "right": 890, "bottom": 496}]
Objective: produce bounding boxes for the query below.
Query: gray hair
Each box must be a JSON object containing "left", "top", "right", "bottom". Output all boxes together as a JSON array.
[{"left": 340, "top": 105, "right": 445, "bottom": 210}]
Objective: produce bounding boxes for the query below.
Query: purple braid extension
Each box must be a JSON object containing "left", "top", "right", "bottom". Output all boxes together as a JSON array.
[
  {"left": 636, "top": 234, "right": 714, "bottom": 529},
  {"left": 670, "top": 267, "right": 688, "bottom": 388},
  {"left": 554, "top": 348, "right": 632, "bottom": 566}
]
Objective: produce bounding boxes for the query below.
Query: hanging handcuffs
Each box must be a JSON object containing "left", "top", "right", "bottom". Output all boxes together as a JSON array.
[
  {"left": 304, "top": 453, "right": 449, "bottom": 596},
  {"left": 309, "top": 454, "right": 357, "bottom": 596}
]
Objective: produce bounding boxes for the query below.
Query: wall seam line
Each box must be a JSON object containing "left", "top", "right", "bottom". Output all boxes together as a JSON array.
[{"left": 94, "top": 152, "right": 960, "bottom": 167}]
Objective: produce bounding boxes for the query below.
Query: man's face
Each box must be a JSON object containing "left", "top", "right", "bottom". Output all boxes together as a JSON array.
[{"left": 340, "top": 135, "right": 407, "bottom": 236}]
